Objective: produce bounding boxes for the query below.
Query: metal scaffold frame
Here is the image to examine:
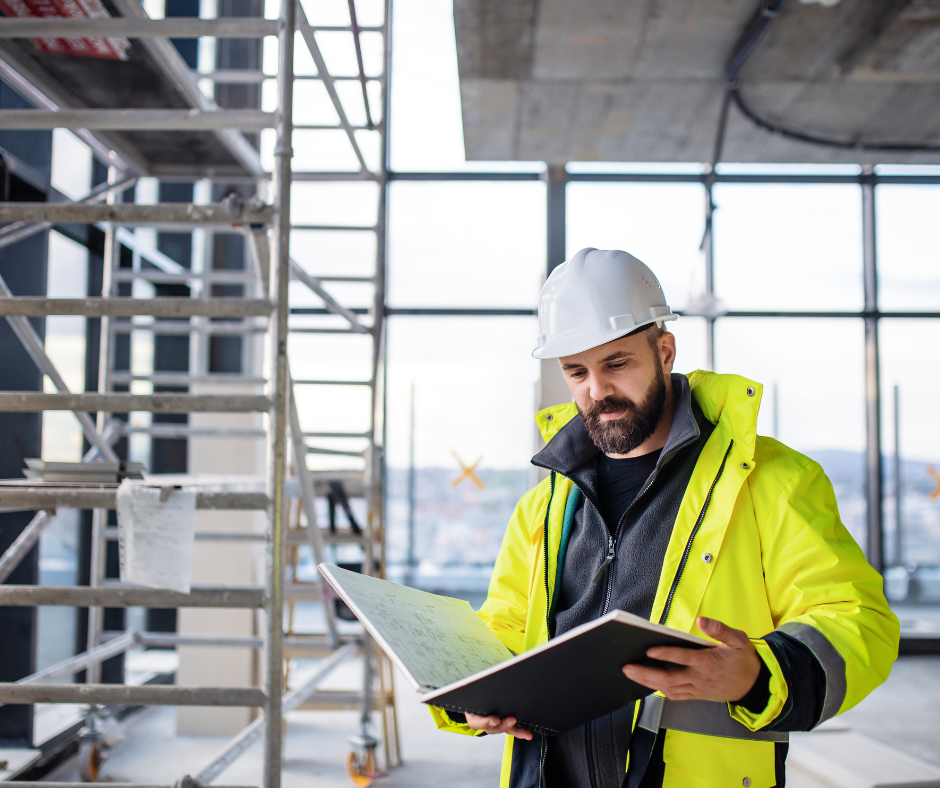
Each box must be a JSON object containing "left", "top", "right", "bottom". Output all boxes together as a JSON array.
[{"left": 0, "top": 0, "right": 397, "bottom": 783}]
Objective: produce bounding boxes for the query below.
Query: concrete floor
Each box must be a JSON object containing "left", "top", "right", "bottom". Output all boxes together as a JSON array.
[
  {"left": 45, "top": 658, "right": 504, "bottom": 787},
  {"left": 42, "top": 656, "right": 940, "bottom": 787}
]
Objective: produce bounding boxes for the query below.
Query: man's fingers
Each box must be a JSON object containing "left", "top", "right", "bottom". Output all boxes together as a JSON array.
[
  {"left": 697, "top": 616, "right": 749, "bottom": 647},
  {"left": 646, "top": 645, "right": 700, "bottom": 666},
  {"left": 507, "top": 726, "right": 533, "bottom": 741},
  {"left": 493, "top": 717, "right": 518, "bottom": 734},
  {"left": 623, "top": 663, "right": 684, "bottom": 690}
]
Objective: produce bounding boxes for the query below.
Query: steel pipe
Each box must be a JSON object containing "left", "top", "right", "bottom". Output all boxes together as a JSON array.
[
  {"left": 117, "top": 425, "right": 267, "bottom": 438},
  {"left": 0, "top": 511, "right": 54, "bottom": 583},
  {"left": 0, "top": 17, "right": 278, "bottom": 36},
  {"left": 0, "top": 202, "right": 273, "bottom": 225},
  {"left": 0, "top": 174, "right": 138, "bottom": 252},
  {"left": 113, "top": 270, "right": 257, "bottom": 284},
  {"left": 110, "top": 322, "right": 268, "bottom": 336},
  {"left": 137, "top": 632, "right": 266, "bottom": 648},
  {"left": 0, "top": 585, "right": 266, "bottom": 608},
  {"left": 0, "top": 297, "right": 274, "bottom": 318},
  {"left": 0, "top": 488, "right": 269, "bottom": 511},
  {"left": 0, "top": 683, "right": 266, "bottom": 706},
  {"left": 0, "top": 392, "right": 271, "bottom": 413},
  {"left": 16, "top": 631, "right": 139, "bottom": 685},
  {"left": 2, "top": 784, "right": 258, "bottom": 788},
  {"left": 0, "top": 270, "right": 119, "bottom": 462},
  {"left": 0, "top": 109, "right": 275, "bottom": 131},
  {"left": 290, "top": 260, "right": 369, "bottom": 333}
]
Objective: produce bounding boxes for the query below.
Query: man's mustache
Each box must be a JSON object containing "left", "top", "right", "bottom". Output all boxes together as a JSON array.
[{"left": 587, "top": 396, "right": 637, "bottom": 418}]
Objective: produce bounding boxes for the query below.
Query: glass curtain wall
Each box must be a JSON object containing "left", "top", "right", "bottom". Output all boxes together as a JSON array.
[{"left": 384, "top": 2, "right": 940, "bottom": 622}]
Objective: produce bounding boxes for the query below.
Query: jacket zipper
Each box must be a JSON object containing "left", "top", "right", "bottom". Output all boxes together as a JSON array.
[
  {"left": 585, "top": 721, "right": 598, "bottom": 788},
  {"left": 538, "top": 733, "right": 546, "bottom": 788},
  {"left": 657, "top": 440, "right": 734, "bottom": 626},
  {"left": 538, "top": 472, "right": 557, "bottom": 788},
  {"left": 598, "top": 458, "right": 667, "bottom": 614}
]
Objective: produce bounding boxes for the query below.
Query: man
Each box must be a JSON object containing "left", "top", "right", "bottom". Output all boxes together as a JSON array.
[{"left": 429, "top": 248, "right": 899, "bottom": 788}]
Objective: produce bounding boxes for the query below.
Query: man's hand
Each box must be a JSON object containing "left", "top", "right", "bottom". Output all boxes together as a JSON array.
[
  {"left": 622, "top": 616, "right": 762, "bottom": 702},
  {"left": 465, "top": 713, "right": 533, "bottom": 740}
]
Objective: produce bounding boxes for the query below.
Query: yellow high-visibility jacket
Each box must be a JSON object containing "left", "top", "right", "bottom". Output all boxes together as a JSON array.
[{"left": 430, "top": 371, "right": 899, "bottom": 788}]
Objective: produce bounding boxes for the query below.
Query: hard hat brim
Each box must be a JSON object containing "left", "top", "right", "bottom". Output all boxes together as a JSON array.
[{"left": 531, "top": 314, "right": 678, "bottom": 360}]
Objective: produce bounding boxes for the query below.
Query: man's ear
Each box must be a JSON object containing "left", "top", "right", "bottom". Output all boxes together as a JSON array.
[{"left": 659, "top": 331, "right": 677, "bottom": 374}]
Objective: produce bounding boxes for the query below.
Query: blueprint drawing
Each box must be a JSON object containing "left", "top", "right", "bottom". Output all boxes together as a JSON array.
[{"left": 320, "top": 565, "right": 513, "bottom": 690}]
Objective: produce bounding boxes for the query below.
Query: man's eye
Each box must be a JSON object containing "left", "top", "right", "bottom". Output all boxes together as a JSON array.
[{"left": 609, "top": 362, "right": 626, "bottom": 371}]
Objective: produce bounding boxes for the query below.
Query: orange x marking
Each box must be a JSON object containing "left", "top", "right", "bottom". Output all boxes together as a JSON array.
[
  {"left": 929, "top": 466, "right": 940, "bottom": 501},
  {"left": 452, "top": 451, "right": 485, "bottom": 490}
]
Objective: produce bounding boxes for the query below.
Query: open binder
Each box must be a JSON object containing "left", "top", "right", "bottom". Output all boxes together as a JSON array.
[{"left": 319, "top": 563, "right": 711, "bottom": 735}]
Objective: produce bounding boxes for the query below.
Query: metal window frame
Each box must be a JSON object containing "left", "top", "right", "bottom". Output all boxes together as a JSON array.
[{"left": 381, "top": 166, "right": 940, "bottom": 575}]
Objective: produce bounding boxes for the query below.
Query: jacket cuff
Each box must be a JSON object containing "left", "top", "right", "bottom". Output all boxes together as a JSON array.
[
  {"left": 728, "top": 639, "right": 788, "bottom": 731},
  {"left": 428, "top": 705, "right": 487, "bottom": 736}
]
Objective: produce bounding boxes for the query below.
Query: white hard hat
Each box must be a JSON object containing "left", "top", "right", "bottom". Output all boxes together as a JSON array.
[{"left": 532, "top": 248, "right": 678, "bottom": 359}]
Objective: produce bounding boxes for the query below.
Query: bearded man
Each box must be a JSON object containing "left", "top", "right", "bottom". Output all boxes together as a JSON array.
[{"left": 429, "top": 248, "right": 898, "bottom": 788}]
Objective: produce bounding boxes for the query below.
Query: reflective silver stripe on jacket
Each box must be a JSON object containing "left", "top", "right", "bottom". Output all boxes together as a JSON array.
[
  {"left": 637, "top": 695, "right": 789, "bottom": 743},
  {"left": 778, "top": 620, "right": 847, "bottom": 725}
]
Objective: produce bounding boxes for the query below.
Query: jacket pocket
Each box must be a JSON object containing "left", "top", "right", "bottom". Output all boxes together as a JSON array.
[{"left": 662, "top": 730, "right": 776, "bottom": 788}]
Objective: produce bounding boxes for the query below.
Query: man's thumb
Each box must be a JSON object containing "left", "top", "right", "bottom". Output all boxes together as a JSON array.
[{"left": 697, "top": 616, "right": 745, "bottom": 646}]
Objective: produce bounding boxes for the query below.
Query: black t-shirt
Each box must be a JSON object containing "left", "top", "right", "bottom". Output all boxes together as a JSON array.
[{"left": 596, "top": 449, "right": 662, "bottom": 534}]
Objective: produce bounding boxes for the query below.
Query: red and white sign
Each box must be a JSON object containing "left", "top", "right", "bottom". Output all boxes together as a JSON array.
[{"left": 0, "top": 0, "right": 130, "bottom": 60}]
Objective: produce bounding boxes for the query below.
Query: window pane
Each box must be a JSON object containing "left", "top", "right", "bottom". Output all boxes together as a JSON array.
[
  {"left": 876, "top": 185, "right": 940, "bottom": 312},
  {"left": 567, "top": 182, "right": 705, "bottom": 312},
  {"left": 385, "top": 317, "right": 539, "bottom": 596},
  {"left": 715, "top": 318, "right": 866, "bottom": 546},
  {"left": 880, "top": 320, "right": 940, "bottom": 586},
  {"left": 388, "top": 182, "right": 545, "bottom": 308},
  {"left": 713, "top": 184, "right": 863, "bottom": 311}
]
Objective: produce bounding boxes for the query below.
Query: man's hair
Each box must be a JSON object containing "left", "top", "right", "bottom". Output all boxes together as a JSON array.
[{"left": 627, "top": 322, "right": 666, "bottom": 347}]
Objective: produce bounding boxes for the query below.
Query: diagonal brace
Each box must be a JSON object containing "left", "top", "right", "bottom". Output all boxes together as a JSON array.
[
  {"left": 295, "top": 3, "right": 370, "bottom": 173},
  {"left": 0, "top": 271, "right": 119, "bottom": 462},
  {"left": 290, "top": 260, "right": 368, "bottom": 334}
]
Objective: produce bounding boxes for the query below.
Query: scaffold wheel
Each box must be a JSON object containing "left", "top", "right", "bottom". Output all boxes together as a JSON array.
[
  {"left": 345, "top": 749, "right": 374, "bottom": 787},
  {"left": 78, "top": 738, "right": 104, "bottom": 782}
]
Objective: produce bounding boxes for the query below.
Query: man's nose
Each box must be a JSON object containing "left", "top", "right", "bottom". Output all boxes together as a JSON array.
[{"left": 588, "top": 373, "right": 615, "bottom": 401}]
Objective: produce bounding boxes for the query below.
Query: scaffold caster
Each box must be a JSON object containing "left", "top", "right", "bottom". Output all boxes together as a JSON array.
[
  {"left": 346, "top": 735, "right": 385, "bottom": 787},
  {"left": 77, "top": 734, "right": 106, "bottom": 782},
  {"left": 78, "top": 706, "right": 108, "bottom": 782}
]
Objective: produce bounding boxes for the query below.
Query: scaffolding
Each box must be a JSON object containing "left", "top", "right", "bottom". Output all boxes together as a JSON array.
[{"left": 0, "top": 0, "right": 396, "bottom": 784}]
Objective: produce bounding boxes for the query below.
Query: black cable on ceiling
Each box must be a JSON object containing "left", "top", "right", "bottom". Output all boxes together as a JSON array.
[{"left": 714, "top": 0, "right": 940, "bottom": 159}]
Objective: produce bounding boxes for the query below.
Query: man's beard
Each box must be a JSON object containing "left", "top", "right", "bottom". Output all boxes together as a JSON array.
[{"left": 578, "top": 366, "right": 668, "bottom": 456}]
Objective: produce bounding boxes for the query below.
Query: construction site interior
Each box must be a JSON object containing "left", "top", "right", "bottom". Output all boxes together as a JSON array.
[{"left": 0, "top": 0, "right": 938, "bottom": 786}]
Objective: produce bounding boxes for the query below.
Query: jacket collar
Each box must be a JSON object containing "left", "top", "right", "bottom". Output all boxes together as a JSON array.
[
  {"left": 533, "top": 370, "right": 763, "bottom": 465},
  {"left": 531, "top": 373, "right": 704, "bottom": 486}
]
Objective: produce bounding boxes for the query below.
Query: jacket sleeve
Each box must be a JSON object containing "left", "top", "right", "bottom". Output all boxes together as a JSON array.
[
  {"left": 730, "top": 458, "right": 899, "bottom": 732},
  {"left": 429, "top": 482, "right": 547, "bottom": 737}
]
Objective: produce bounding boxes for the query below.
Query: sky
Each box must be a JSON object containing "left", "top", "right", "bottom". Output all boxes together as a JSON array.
[{"left": 40, "top": 0, "right": 940, "bottom": 474}]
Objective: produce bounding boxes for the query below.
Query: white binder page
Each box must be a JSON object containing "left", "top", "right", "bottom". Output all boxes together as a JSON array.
[{"left": 319, "top": 564, "right": 513, "bottom": 691}]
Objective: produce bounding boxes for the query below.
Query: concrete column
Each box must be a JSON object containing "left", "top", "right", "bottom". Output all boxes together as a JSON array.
[{"left": 176, "top": 380, "right": 266, "bottom": 735}]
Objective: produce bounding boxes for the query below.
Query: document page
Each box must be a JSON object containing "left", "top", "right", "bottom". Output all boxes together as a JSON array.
[
  {"left": 320, "top": 565, "right": 514, "bottom": 691},
  {"left": 116, "top": 481, "right": 197, "bottom": 593}
]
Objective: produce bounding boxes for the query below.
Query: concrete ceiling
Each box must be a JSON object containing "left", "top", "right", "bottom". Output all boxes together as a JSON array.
[{"left": 453, "top": 0, "right": 940, "bottom": 164}]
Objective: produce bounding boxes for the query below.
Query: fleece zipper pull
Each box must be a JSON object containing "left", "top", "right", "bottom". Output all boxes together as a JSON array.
[{"left": 591, "top": 533, "right": 616, "bottom": 585}]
